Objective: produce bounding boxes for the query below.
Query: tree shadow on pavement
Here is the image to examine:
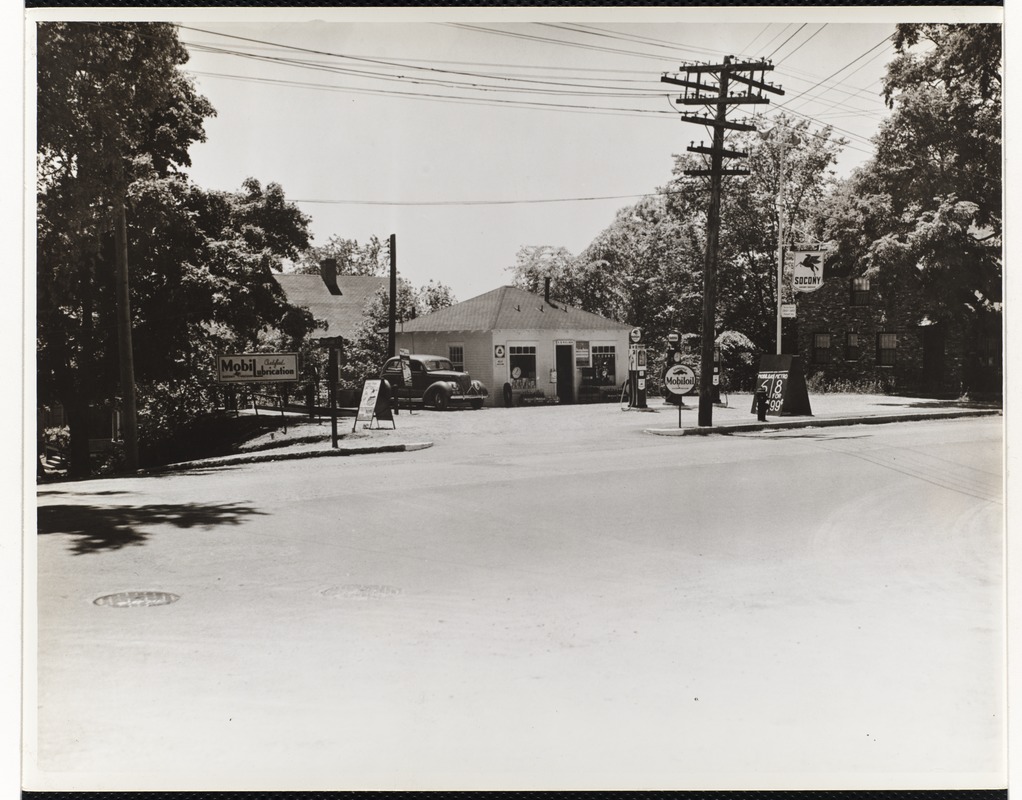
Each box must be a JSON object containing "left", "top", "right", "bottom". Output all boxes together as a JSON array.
[{"left": 36, "top": 502, "right": 267, "bottom": 555}]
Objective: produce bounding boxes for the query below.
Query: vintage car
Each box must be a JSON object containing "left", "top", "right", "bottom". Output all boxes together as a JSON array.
[{"left": 381, "top": 354, "right": 488, "bottom": 410}]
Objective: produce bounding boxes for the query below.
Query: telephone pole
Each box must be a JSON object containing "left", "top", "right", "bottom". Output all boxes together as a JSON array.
[
  {"left": 388, "top": 233, "right": 397, "bottom": 359},
  {"left": 113, "top": 200, "right": 139, "bottom": 470},
  {"left": 662, "top": 57, "right": 783, "bottom": 427}
]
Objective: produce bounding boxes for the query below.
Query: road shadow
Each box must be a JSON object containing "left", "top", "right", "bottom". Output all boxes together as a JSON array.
[
  {"left": 874, "top": 400, "right": 1001, "bottom": 409},
  {"left": 36, "top": 489, "right": 132, "bottom": 498},
  {"left": 36, "top": 501, "right": 266, "bottom": 555},
  {"left": 735, "top": 431, "right": 872, "bottom": 440}
]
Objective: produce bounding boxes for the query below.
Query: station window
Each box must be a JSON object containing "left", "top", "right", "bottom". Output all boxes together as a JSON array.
[
  {"left": 448, "top": 345, "right": 464, "bottom": 372},
  {"left": 845, "top": 332, "right": 860, "bottom": 361},
  {"left": 812, "top": 333, "right": 831, "bottom": 364},
  {"left": 850, "top": 276, "right": 870, "bottom": 307},
  {"left": 876, "top": 332, "right": 897, "bottom": 366},
  {"left": 592, "top": 345, "right": 617, "bottom": 385},
  {"left": 509, "top": 345, "right": 537, "bottom": 389}
]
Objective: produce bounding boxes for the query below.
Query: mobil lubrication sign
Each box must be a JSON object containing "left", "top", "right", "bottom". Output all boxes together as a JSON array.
[{"left": 216, "top": 353, "right": 299, "bottom": 383}]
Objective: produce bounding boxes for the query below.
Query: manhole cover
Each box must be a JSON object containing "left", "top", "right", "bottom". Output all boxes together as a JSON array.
[
  {"left": 94, "top": 591, "right": 180, "bottom": 608},
  {"left": 321, "top": 584, "right": 401, "bottom": 601}
]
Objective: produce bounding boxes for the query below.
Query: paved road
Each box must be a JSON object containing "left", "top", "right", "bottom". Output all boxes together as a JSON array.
[{"left": 30, "top": 411, "right": 1005, "bottom": 791}]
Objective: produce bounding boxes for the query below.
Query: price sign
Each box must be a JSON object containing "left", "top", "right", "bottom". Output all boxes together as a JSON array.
[{"left": 750, "top": 355, "right": 812, "bottom": 417}]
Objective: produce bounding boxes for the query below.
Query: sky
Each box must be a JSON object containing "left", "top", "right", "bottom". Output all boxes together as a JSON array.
[
  {"left": 19, "top": 6, "right": 1002, "bottom": 305},
  {"left": 174, "top": 10, "right": 901, "bottom": 302}
]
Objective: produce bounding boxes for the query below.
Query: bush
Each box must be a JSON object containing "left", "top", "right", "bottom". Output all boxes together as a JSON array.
[
  {"left": 804, "top": 371, "right": 889, "bottom": 394},
  {"left": 42, "top": 426, "right": 70, "bottom": 460},
  {"left": 136, "top": 379, "right": 220, "bottom": 466}
]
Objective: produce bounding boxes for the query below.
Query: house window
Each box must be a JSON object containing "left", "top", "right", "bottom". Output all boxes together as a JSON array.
[
  {"left": 812, "top": 333, "right": 831, "bottom": 365},
  {"left": 877, "top": 332, "right": 897, "bottom": 366},
  {"left": 845, "top": 332, "right": 860, "bottom": 361},
  {"left": 850, "top": 277, "right": 870, "bottom": 306},
  {"left": 592, "top": 345, "right": 617, "bottom": 385},
  {"left": 509, "top": 345, "right": 537, "bottom": 389},
  {"left": 448, "top": 345, "right": 464, "bottom": 372}
]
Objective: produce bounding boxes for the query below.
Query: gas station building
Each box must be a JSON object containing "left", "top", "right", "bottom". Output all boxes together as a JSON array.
[{"left": 395, "top": 283, "right": 633, "bottom": 407}]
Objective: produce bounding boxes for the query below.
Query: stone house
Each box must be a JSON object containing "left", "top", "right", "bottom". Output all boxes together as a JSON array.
[{"left": 791, "top": 259, "right": 1001, "bottom": 397}]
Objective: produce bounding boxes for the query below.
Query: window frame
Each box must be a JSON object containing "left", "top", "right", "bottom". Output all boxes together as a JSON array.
[
  {"left": 448, "top": 344, "right": 464, "bottom": 372},
  {"left": 812, "top": 332, "right": 832, "bottom": 365},
  {"left": 845, "top": 332, "right": 860, "bottom": 362},
  {"left": 850, "top": 276, "right": 870, "bottom": 307},
  {"left": 508, "top": 344, "right": 538, "bottom": 390},
  {"left": 592, "top": 344, "right": 617, "bottom": 386},
  {"left": 876, "top": 332, "right": 897, "bottom": 367}
]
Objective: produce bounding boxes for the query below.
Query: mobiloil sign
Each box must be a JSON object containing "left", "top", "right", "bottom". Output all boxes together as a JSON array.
[
  {"left": 216, "top": 353, "right": 300, "bottom": 383},
  {"left": 664, "top": 363, "right": 697, "bottom": 396}
]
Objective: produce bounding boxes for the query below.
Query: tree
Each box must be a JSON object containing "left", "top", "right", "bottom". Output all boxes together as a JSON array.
[
  {"left": 664, "top": 114, "right": 845, "bottom": 352},
  {"left": 293, "top": 234, "right": 386, "bottom": 276},
  {"left": 36, "top": 23, "right": 322, "bottom": 474},
  {"left": 818, "top": 23, "right": 1001, "bottom": 322},
  {"left": 37, "top": 21, "right": 215, "bottom": 476},
  {"left": 416, "top": 280, "right": 457, "bottom": 316},
  {"left": 339, "top": 279, "right": 455, "bottom": 389}
]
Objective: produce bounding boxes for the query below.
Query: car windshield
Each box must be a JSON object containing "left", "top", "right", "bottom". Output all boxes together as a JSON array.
[{"left": 423, "top": 359, "right": 453, "bottom": 371}]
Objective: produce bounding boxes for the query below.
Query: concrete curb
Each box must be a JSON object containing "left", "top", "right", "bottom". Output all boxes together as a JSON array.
[
  {"left": 147, "top": 441, "right": 435, "bottom": 473},
  {"left": 645, "top": 408, "right": 1001, "bottom": 437}
]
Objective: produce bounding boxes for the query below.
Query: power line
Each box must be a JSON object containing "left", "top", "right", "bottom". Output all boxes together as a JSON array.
[
  {"left": 187, "top": 69, "right": 676, "bottom": 119},
  {"left": 444, "top": 22, "right": 679, "bottom": 64},
  {"left": 739, "top": 22, "right": 775, "bottom": 56},
  {"left": 773, "top": 33, "right": 893, "bottom": 114},
  {"left": 766, "top": 23, "right": 808, "bottom": 61},
  {"left": 291, "top": 191, "right": 668, "bottom": 207},
  {"left": 774, "top": 24, "right": 827, "bottom": 65},
  {"left": 757, "top": 24, "right": 796, "bottom": 58},
  {"left": 185, "top": 39, "right": 665, "bottom": 97}
]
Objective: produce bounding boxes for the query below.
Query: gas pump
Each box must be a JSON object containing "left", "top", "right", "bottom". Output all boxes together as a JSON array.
[
  {"left": 626, "top": 327, "right": 648, "bottom": 409},
  {"left": 712, "top": 344, "right": 722, "bottom": 405}
]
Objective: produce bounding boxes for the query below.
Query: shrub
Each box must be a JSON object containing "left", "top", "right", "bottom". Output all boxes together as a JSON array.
[{"left": 804, "top": 371, "right": 889, "bottom": 394}]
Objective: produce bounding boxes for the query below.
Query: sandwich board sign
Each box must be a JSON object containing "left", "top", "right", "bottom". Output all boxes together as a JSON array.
[
  {"left": 750, "top": 355, "right": 812, "bottom": 416},
  {"left": 353, "top": 379, "right": 395, "bottom": 431}
]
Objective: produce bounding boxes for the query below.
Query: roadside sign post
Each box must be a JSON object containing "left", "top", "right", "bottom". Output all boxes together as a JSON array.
[
  {"left": 328, "top": 347, "right": 339, "bottom": 448},
  {"left": 664, "top": 363, "right": 697, "bottom": 427},
  {"left": 215, "top": 351, "right": 301, "bottom": 436},
  {"left": 399, "top": 349, "right": 413, "bottom": 415}
]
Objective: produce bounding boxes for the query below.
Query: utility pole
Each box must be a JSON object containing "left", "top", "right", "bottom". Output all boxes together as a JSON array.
[
  {"left": 113, "top": 201, "right": 139, "bottom": 470},
  {"left": 662, "top": 57, "right": 783, "bottom": 427},
  {"left": 388, "top": 233, "right": 397, "bottom": 359},
  {"left": 775, "top": 132, "right": 786, "bottom": 355}
]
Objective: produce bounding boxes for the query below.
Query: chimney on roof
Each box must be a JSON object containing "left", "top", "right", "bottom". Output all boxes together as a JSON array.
[
  {"left": 320, "top": 258, "right": 342, "bottom": 296},
  {"left": 544, "top": 277, "right": 557, "bottom": 308}
]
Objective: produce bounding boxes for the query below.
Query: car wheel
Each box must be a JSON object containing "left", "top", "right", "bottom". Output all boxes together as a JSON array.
[
  {"left": 470, "top": 399, "right": 483, "bottom": 410},
  {"left": 433, "top": 389, "right": 450, "bottom": 411}
]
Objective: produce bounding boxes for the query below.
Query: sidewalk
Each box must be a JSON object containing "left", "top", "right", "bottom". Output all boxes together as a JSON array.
[
  {"left": 643, "top": 393, "right": 1001, "bottom": 436},
  {"left": 144, "top": 393, "right": 1000, "bottom": 474}
]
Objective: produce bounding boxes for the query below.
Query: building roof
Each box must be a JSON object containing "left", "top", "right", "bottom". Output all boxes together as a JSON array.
[
  {"left": 398, "top": 285, "right": 632, "bottom": 333},
  {"left": 274, "top": 273, "right": 386, "bottom": 342}
]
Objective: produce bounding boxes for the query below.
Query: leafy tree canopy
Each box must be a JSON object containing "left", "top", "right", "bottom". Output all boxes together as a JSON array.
[
  {"left": 817, "top": 23, "right": 1001, "bottom": 319},
  {"left": 293, "top": 234, "right": 387, "bottom": 276}
]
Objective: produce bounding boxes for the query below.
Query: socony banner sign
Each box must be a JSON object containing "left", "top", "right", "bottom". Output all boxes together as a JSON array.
[{"left": 791, "top": 250, "right": 826, "bottom": 293}]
